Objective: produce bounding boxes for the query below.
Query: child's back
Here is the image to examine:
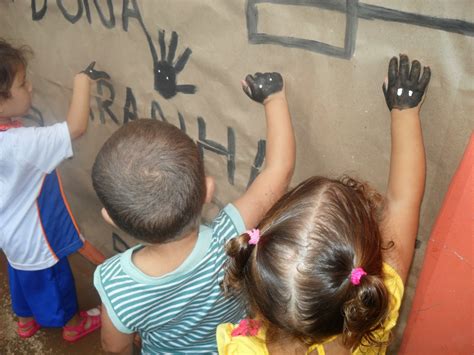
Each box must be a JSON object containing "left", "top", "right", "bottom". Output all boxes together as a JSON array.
[
  {"left": 92, "top": 72, "right": 295, "bottom": 353},
  {"left": 218, "top": 55, "right": 431, "bottom": 354}
]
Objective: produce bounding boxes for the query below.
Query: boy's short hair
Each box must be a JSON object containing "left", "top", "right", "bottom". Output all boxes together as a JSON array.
[
  {"left": 92, "top": 119, "right": 206, "bottom": 244},
  {"left": 0, "top": 38, "right": 32, "bottom": 101}
]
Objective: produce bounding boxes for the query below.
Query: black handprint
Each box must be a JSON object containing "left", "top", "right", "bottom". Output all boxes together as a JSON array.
[
  {"left": 382, "top": 54, "right": 431, "bottom": 111},
  {"left": 81, "top": 61, "right": 110, "bottom": 80},
  {"left": 153, "top": 30, "right": 196, "bottom": 99},
  {"left": 242, "top": 72, "right": 283, "bottom": 103}
]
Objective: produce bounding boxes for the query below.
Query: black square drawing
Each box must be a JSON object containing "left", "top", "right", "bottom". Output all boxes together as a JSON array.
[{"left": 246, "top": 0, "right": 359, "bottom": 59}]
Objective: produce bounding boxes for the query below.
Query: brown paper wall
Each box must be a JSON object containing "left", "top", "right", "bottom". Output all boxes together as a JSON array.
[{"left": 1, "top": 0, "right": 473, "bottom": 349}]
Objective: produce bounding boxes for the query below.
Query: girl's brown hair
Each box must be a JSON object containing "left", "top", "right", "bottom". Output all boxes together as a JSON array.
[
  {"left": 0, "top": 38, "right": 32, "bottom": 101},
  {"left": 222, "top": 176, "right": 391, "bottom": 350}
]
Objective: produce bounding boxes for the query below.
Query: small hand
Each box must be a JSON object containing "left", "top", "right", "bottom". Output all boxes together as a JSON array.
[
  {"left": 242, "top": 72, "right": 283, "bottom": 103},
  {"left": 81, "top": 61, "right": 110, "bottom": 80},
  {"left": 382, "top": 54, "right": 431, "bottom": 111}
]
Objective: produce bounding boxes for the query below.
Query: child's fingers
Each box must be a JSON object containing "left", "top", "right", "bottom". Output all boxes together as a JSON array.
[
  {"left": 409, "top": 60, "right": 421, "bottom": 84},
  {"left": 398, "top": 54, "right": 409, "bottom": 83},
  {"left": 241, "top": 79, "right": 253, "bottom": 98},
  {"left": 388, "top": 56, "right": 398, "bottom": 87},
  {"left": 417, "top": 66, "right": 431, "bottom": 92}
]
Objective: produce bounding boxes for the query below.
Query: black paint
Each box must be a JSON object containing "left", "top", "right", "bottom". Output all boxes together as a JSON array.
[
  {"left": 150, "top": 30, "right": 196, "bottom": 99},
  {"left": 247, "top": 0, "right": 358, "bottom": 59},
  {"left": 56, "top": 0, "right": 83, "bottom": 24},
  {"left": 198, "top": 117, "right": 236, "bottom": 185},
  {"left": 243, "top": 72, "right": 283, "bottom": 103},
  {"left": 177, "top": 111, "right": 186, "bottom": 133},
  {"left": 121, "top": 0, "right": 141, "bottom": 32},
  {"left": 93, "top": 0, "right": 115, "bottom": 28},
  {"left": 247, "top": 139, "right": 266, "bottom": 187},
  {"left": 246, "top": 0, "right": 474, "bottom": 59},
  {"left": 28, "top": 0, "right": 197, "bottom": 100},
  {"left": 150, "top": 101, "right": 187, "bottom": 133},
  {"left": 151, "top": 100, "right": 166, "bottom": 122},
  {"left": 123, "top": 87, "right": 138, "bottom": 124},
  {"left": 31, "top": 0, "right": 47, "bottom": 20},
  {"left": 95, "top": 79, "right": 119, "bottom": 125},
  {"left": 119, "top": 0, "right": 197, "bottom": 99},
  {"left": 382, "top": 55, "right": 431, "bottom": 111},
  {"left": 81, "top": 61, "right": 110, "bottom": 80}
]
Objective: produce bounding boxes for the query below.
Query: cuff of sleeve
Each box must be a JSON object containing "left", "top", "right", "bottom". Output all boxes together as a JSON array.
[
  {"left": 60, "top": 122, "right": 73, "bottom": 159},
  {"left": 93, "top": 266, "right": 134, "bottom": 334},
  {"left": 224, "top": 204, "right": 246, "bottom": 234}
]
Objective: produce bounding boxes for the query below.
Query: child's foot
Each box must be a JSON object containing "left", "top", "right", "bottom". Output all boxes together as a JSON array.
[
  {"left": 62, "top": 308, "right": 101, "bottom": 343},
  {"left": 17, "top": 318, "right": 41, "bottom": 338}
]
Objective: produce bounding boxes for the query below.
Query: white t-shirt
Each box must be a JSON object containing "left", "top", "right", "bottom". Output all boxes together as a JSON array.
[{"left": 0, "top": 122, "right": 74, "bottom": 270}]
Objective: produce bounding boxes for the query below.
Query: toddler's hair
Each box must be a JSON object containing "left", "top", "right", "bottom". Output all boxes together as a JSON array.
[
  {"left": 92, "top": 119, "right": 206, "bottom": 244},
  {"left": 0, "top": 38, "right": 32, "bottom": 101},
  {"left": 222, "top": 176, "right": 390, "bottom": 350}
]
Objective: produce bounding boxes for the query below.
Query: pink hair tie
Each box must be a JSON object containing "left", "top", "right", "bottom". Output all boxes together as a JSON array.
[
  {"left": 247, "top": 229, "right": 260, "bottom": 245},
  {"left": 350, "top": 267, "right": 367, "bottom": 285}
]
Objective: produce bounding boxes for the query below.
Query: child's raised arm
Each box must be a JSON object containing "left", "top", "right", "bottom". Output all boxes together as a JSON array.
[
  {"left": 233, "top": 72, "right": 296, "bottom": 229},
  {"left": 67, "top": 62, "right": 109, "bottom": 139},
  {"left": 382, "top": 55, "right": 431, "bottom": 282}
]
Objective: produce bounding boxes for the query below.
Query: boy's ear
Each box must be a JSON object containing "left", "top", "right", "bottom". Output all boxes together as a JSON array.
[
  {"left": 204, "top": 176, "right": 215, "bottom": 204},
  {"left": 101, "top": 208, "right": 118, "bottom": 228}
]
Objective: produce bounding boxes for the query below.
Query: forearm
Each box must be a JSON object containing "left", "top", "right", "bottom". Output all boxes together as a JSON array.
[
  {"left": 233, "top": 72, "right": 295, "bottom": 228},
  {"left": 67, "top": 73, "right": 91, "bottom": 140},
  {"left": 387, "top": 108, "right": 426, "bottom": 207},
  {"left": 263, "top": 96, "right": 295, "bottom": 184}
]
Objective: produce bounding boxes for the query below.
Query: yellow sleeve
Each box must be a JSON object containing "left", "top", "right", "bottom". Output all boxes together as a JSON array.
[{"left": 216, "top": 323, "right": 269, "bottom": 355}]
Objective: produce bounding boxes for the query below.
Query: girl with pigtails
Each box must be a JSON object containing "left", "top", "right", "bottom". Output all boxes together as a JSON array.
[{"left": 217, "top": 54, "right": 431, "bottom": 354}]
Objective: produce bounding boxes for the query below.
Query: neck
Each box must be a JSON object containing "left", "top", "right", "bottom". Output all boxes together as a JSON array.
[{"left": 133, "top": 229, "right": 199, "bottom": 277}]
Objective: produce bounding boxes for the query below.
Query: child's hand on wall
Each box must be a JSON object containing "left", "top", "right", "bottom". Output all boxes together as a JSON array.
[
  {"left": 80, "top": 61, "right": 110, "bottom": 81},
  {"left": 241, "top": 72, "right": 284, "bottom": 104},
  {"left": 382, "top": 54, "right": 431, "bottom": 112}
]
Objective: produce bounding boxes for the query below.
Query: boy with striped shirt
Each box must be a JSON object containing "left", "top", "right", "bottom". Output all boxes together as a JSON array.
[{"left": 92, "top": 72, "right": 295, "bottom": 354}]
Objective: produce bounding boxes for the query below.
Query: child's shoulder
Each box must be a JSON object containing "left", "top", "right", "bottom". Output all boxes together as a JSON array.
[
  {"left": 210, "top": 203, "right": 246, "bottom": 235},
  {"left": 94, "top": 250, "right": 130, "bottom": 285}
]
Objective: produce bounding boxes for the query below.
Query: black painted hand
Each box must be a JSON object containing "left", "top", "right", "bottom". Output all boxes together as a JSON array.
[
  {"left": 242, "top": 72, "right": 283, "bottom": 103},
  {"left": 81, "top": 61, "right": 110, "bottom": 80},
  {"left": 383, "top": 55, "right": 431, "bottom": 111}
]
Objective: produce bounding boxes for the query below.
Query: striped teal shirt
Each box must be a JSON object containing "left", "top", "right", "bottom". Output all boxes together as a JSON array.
[{"left": 94, "top": 204, "right": 246, "bottom": 354}]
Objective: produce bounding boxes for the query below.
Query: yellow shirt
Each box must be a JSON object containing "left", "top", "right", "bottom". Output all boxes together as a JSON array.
[{"left": 217, "top": 263, "right": 403, "bottom": 355}]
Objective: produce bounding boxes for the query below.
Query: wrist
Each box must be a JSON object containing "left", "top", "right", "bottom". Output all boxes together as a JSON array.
[
  {"left": 391, "top": 107, "right": 420, "bottom": 120},
  {"left": 263, "top": 92, "right": 287, "bottom": 106}
]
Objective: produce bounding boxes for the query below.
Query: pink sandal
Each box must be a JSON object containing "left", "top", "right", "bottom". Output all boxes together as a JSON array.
[
  {"left": 17, "top": 319, "right": 41, "bottom": 338},
  {"left": 62, "top": 309, "right": 101, "bottom": 343}
]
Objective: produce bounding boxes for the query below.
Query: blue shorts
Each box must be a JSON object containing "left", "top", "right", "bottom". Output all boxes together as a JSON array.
[{"left": 8, "top": 257, "right": 78, "bottom": 327}]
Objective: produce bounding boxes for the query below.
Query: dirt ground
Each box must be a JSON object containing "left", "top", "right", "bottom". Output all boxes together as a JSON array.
[{"left": 0, "top": 253, "right": 105, "bottom": 354}]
